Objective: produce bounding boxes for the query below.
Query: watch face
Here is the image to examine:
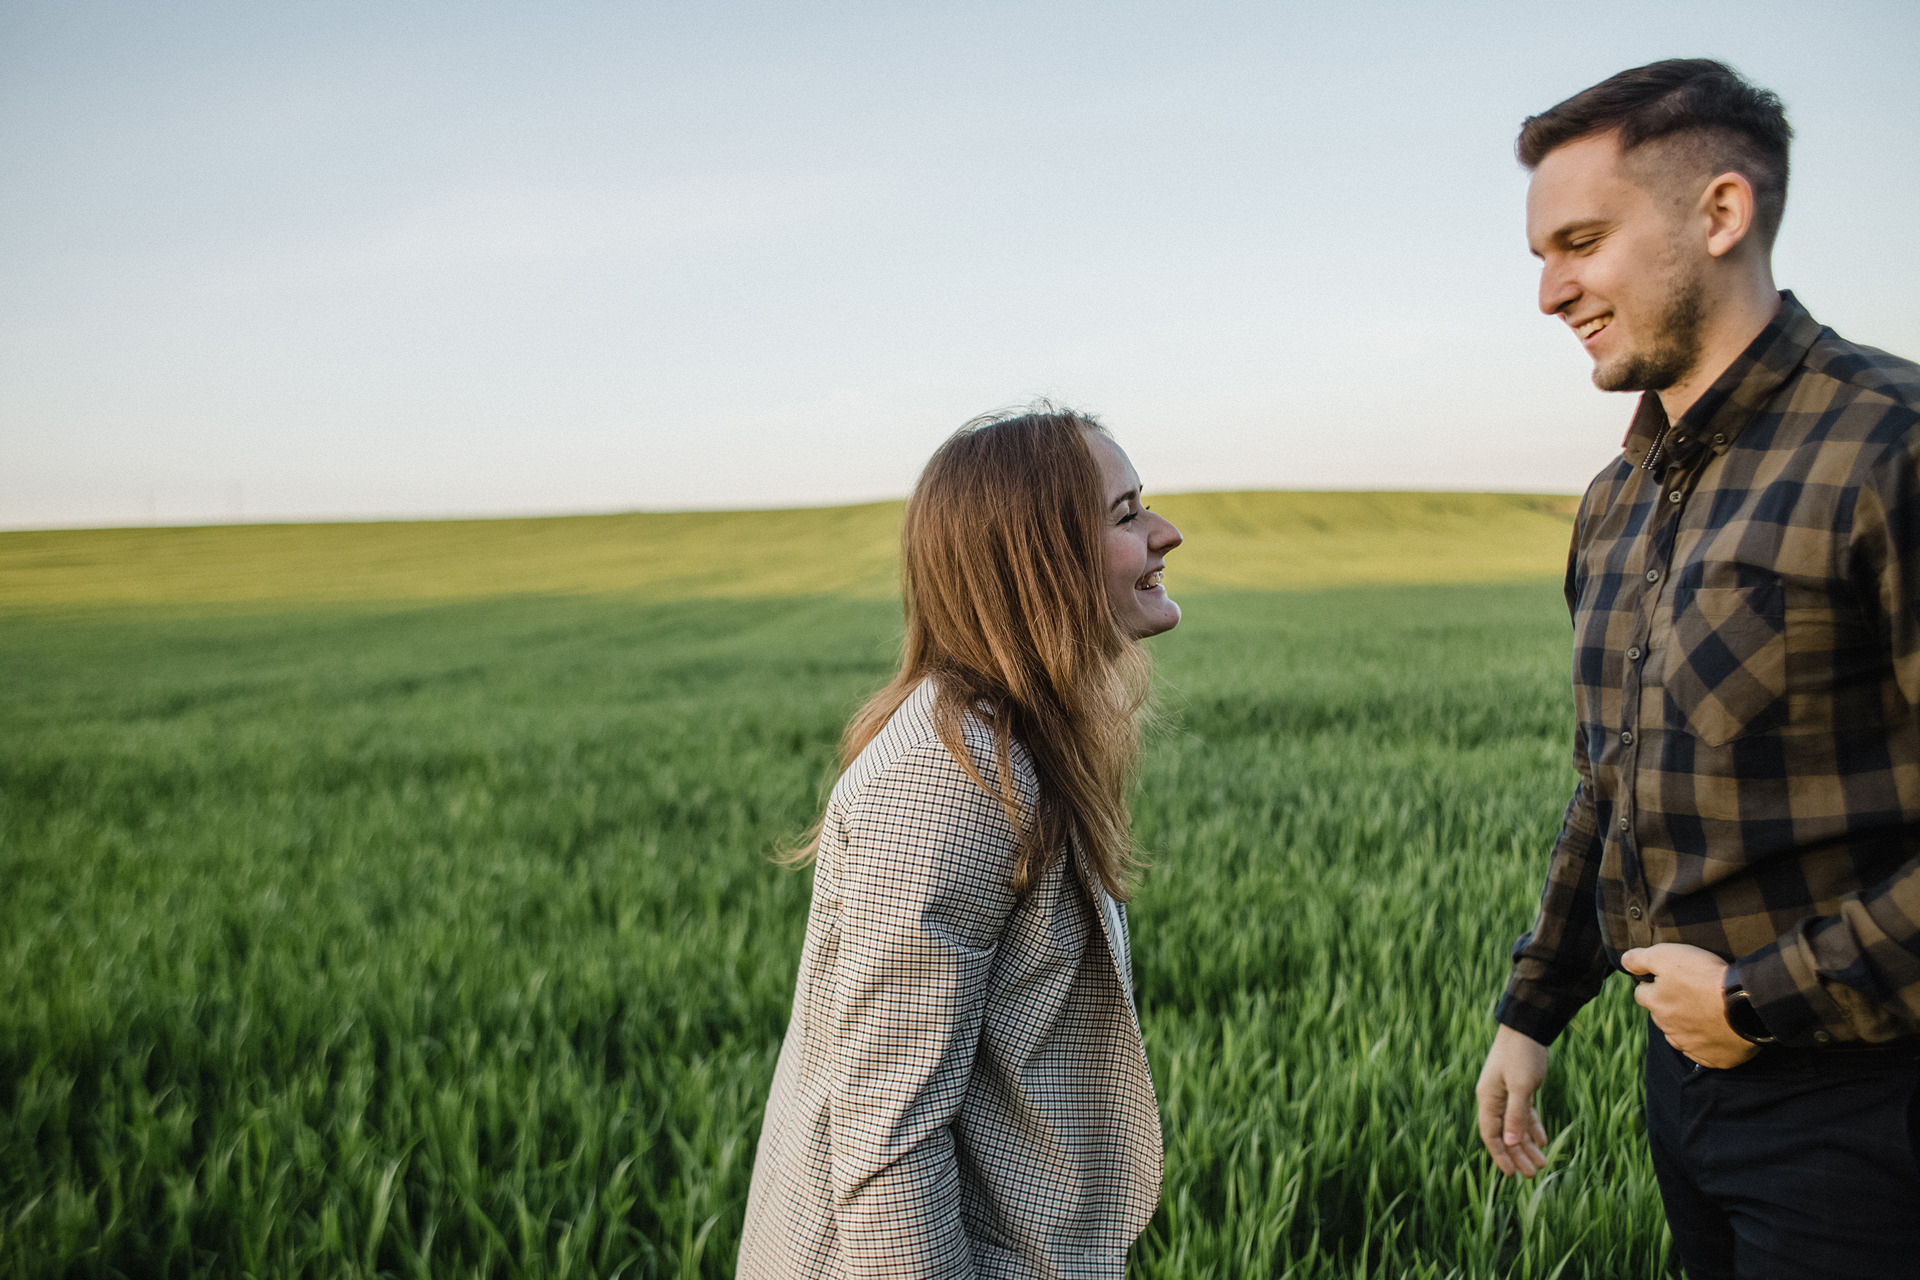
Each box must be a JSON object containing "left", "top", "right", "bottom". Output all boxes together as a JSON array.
[{"left": 1726, "top": 992, "right": 1772, "bottom": 1043}]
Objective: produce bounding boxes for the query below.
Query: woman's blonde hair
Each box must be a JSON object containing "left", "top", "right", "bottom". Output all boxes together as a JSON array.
[{"left": 790, "top": 404, "right": 1151, "bottom": 899}]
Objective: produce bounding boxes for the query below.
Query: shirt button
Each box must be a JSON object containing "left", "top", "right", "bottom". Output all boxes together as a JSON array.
[
  {"left": 1668, "top": 491, "right": 1683, "bottom": 504},
  {"left": 1627, "top": 904, "right": 1643, "bottom": 920},
  {"left": 1646, "top": 569, "right": 1660, "bottom": 583},
  {"left": 1813, "top": 1030, "right": 1832, "bottom": 1045},
  {"left": 1620, "top": 729, "right": 1635, "bottom": 745},
  {"left": 1627, "top": 646, "right": 1643, "bottom": 661},
  {"left": 1713, "top": 433, "right": 1727, "bottom": 445},
  {"left": 1618, "top": 815, "right": 1631, "bottom": 831}
]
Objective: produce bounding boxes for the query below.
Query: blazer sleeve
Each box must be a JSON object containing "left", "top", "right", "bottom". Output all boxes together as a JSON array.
[{"left": 824, "top": 737, "right": 1022, "bottom": 1279}]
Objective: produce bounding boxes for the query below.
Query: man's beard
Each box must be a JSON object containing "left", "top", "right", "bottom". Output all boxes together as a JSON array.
[{"left": 1592, "top": 269, "right": 1708, "bottom": 393}]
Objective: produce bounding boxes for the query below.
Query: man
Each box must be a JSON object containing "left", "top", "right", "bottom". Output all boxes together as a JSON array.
[{"left": 1473, "top": 58, "right": 1920, "bottom": 1277}]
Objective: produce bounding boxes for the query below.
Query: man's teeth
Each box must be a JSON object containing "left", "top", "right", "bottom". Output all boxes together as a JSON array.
[
  {"left": 1576, "top": 315, "right": 1611, "bottom": 340},
  {"left": 1138, "top": 570, "right": 1163, "bottom": 590}
]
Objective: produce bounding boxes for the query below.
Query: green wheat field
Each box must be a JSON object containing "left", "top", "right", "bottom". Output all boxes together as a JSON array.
[{"left": 0, "top": 492, "right": 1676, "bottom": 1278}]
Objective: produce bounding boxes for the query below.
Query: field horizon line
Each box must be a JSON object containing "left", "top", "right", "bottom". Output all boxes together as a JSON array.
[
  {"left": 1, "top": 490, "right": 1582, "bottom": 611},
  {"left": 3, "top": 486, "right": 1581, "bottom": 537}
]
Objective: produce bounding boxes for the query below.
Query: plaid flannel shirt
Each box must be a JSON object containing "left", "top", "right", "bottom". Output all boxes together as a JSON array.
[{"left": 1498, "top": 292, "right": 1920, "bottom": 1049}]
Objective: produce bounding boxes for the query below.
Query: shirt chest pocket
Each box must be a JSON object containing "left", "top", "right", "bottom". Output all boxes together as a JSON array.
[{"left": 1663, "top": 582, "right": 1787, "bottom": 746}]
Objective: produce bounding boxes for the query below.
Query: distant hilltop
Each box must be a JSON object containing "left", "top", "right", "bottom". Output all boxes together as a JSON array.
[{"left": 0, "top": 492, "right": 1578, "bottom": 612}]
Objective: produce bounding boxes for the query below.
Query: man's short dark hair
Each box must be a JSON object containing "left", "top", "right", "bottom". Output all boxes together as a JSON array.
[{"left": 1518, "top": 59, "right": 1793, "bottom": 246}]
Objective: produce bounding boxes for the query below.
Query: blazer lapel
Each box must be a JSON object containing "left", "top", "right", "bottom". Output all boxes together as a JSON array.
[
  {"left": 1072, "top": 835, "right": 1139, "bottom": 1020},
  {"left": 1071, "top": 832, "right": 1165, "bottom": 1222}
]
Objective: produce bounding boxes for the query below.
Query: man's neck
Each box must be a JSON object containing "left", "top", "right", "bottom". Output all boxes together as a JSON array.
[{"left": 1657, "top": 281, "right": 1783, "bottom": 423}]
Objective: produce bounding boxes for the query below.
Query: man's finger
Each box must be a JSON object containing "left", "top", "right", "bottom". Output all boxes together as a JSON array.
[
  {"left": 1508, "top": 1102, "right": 1547, "bottom": 1172},
  {"left": 1514, "top": 1120, "right": 1548, "bottom": 1174},
  {"left": 1476, "top": 1086, "right": 1517, "bottom": 1175},
  {"left": 1620, "top": 947, "right": 1651, "bottom": 974},
  {"left": 1503, "top": 1088, "right": 1540, "bottom": 1177}
]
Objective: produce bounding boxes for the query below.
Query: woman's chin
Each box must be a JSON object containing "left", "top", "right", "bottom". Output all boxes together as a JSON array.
[{"left": 1130, "top": 597, "right": 1181, "bottom": 639}]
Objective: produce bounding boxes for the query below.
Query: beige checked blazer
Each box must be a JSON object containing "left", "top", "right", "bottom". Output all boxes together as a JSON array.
[{"left": 737, "top": 678, "right": 1164, "bottom": 1279}]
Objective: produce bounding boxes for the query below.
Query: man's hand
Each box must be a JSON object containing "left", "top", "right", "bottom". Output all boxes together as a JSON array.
[
  {"left": 1621, "top": 943, "right": 1759, "bottom": 1070},
  {"left": 1475, "top": 1024, "right": 1551, "bottom": 1177}
]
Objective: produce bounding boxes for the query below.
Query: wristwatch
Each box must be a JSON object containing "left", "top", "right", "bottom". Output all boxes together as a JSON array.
[{"left": 1722, "top": 964, "right": 1778, "bottom": 1045}]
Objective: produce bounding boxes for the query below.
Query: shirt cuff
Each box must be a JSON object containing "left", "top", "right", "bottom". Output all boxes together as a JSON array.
[
  {"left": 1737, "top": 935, "right": 1844, "bottom": 1048},
  {"left": 1493, "top": 988, "right": 1577, "bottom": 1047}
]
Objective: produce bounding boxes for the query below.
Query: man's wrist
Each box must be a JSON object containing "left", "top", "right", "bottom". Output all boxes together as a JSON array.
[{"left": 1722, "top": 962, "right": 1778, "bottom": 1045}]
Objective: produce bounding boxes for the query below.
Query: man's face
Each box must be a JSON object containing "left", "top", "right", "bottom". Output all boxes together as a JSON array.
[{"left": 1526, "top": 131, "right": 1707, "bottom": 393}]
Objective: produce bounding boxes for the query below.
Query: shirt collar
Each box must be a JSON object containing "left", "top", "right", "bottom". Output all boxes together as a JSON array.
[{"left": 1620, "top": 290, "right": 1821, "bottom": 470}]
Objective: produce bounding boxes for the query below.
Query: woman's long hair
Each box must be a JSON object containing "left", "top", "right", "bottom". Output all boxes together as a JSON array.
[{"left": 790, "top": 405, "right": 1151, "bottom": 899}]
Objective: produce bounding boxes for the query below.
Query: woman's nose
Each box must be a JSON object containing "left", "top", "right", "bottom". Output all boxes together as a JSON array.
[{"left": 1152, "top": 514, "right": 1183, "bottom": 551}]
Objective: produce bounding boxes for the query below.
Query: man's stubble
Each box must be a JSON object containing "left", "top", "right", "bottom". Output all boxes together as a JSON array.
[{"left": 1593, "top": 244, "right": 1710, "bottom": 396}]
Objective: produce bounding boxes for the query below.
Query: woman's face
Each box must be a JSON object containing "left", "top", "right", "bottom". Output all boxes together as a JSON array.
[{"left": 1085, "top": 430, "right": 1183, "bottom": 639}]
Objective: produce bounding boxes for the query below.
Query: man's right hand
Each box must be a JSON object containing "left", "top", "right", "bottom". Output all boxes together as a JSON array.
[{"left": 1474, "top": 1024, "right": 1551, "bottom": 1177}]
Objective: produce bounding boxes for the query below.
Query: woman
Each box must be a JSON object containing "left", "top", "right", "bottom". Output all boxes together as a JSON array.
[{"left": 737, "top": 405, "right": 1182, "bottom": 1279}]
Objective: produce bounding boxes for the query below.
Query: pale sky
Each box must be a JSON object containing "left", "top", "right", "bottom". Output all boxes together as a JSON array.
[{"left": 4, "top": 0, "right": 1917, "bottom": 529}]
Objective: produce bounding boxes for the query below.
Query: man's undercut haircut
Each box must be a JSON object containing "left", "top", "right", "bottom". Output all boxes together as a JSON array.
[{"left": 1518, "top": 58, "right": 1793, "bottom": 246}]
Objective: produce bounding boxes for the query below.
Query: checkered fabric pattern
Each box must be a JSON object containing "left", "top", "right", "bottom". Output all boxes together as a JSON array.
[
  {"left": 1498, "top": 292, "right": 1920, "bottom": 1050},
  {"left": 737, "top": 679, "right": 1164, "bottom": 1279}
]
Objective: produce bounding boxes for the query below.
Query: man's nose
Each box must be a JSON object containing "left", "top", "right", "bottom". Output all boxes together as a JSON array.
[{"left": 1538, "top": 262, "right": 1578, "bottom": 317}]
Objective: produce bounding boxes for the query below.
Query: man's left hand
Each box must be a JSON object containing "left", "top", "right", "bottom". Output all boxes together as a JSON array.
[{"left": 1621, "top": 943, "right": 1761, "bottom": 1069}]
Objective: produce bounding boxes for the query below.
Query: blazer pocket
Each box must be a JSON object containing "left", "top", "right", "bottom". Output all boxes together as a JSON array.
[{"left": 1664, "top": 583, "right": 1787, "bottom": 746}]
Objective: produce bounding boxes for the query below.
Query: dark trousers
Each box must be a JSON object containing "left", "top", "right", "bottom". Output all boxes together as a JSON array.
[{"left": 1644, "top": 1022, "right": 1920, "bottom": 1279}]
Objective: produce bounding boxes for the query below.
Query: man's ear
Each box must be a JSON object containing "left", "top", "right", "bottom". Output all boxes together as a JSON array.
[{"left": 1701, "top": 171, "right": 1757, "bottom": 260}]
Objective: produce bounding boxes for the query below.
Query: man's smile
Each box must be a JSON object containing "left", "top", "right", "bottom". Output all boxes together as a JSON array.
[{"left": 1574, "top": 313, "right": 1612, "bottom": 342}]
